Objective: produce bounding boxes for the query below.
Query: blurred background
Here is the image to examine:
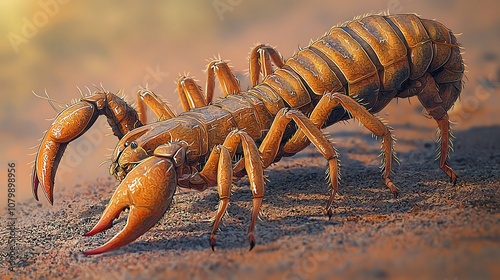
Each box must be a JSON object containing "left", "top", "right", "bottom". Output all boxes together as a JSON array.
[{"left": 0, "top": 0, "right": 499, "bottom": 210}]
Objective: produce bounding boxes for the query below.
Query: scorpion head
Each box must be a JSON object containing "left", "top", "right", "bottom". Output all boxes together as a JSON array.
[
  {"left": 110, "top": 125, "right": 153, "bottom": 181},
  {"left": 110, "top": 117, "right": 201, "bottom": 181},
  {"left": 83, "top": 118, "right": 206, "bottom": 254}
]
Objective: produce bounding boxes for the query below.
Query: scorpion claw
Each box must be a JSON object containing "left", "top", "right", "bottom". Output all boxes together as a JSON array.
[
  {"left": 33, "top": 101, "right": 99, "bottom": 204},
  {"left": 83, "top": 207, "right": 150, "bottom": 255},
  {"left": 32, "top": 167, "right": 40, "bottom": 202},
  {"left": 83, "top": 156, "right": 177, "bottom": 255},
  {"left": 33, "top": 140, "right": 68, "bottom": 205}
]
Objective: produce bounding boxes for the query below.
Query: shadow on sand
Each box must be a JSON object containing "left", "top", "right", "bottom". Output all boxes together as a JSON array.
[{"left": 85, "top": 125, "right": 500, "bottom": 256}]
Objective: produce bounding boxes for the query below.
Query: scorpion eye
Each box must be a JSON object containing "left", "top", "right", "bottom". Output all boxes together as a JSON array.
[
  {"left": 124, "top": 141, "right": 130, "bottom": 147},
  {"left": 130, "top": 141, "right": 138, "bottom": 149}
]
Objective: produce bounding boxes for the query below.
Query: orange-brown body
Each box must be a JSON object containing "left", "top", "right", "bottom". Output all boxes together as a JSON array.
[
  {"left": 33, "top": 14, "right": 464, "bottom": 255},
  {"left": 124, "top": 13, "right": 463, "bottom": 165}
]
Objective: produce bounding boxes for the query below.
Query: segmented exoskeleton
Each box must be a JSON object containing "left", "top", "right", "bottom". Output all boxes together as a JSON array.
[{"left": 32, "top": 13, "right": 464, "bottom": 255}]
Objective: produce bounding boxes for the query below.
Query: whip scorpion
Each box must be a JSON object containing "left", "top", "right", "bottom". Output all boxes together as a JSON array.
[{"left": 32, "top": 13, "right": 464, "bottom": 255}]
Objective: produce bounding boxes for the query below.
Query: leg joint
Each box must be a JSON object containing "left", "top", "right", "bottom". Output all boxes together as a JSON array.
[{"left": 427, "top": 107, "right": 447, "bottom": 120}]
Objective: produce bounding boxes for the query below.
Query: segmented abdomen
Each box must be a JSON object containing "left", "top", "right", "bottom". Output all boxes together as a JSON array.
[
  {"left": 175, "top": 14, "right": 464, "bottom": 160},
  {"left": 247, "top": 14, "right": 464, "bottom": 124}
]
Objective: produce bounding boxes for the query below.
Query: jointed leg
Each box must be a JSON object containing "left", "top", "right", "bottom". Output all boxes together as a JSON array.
[
  {"left": 177, "top": 76, "right": 207, "bottom": 112},
  {"left": 415, "top": 73, "right": 458, "bottom": 184},
  {"left": 208, "top": 146, "right": 233, "bottom": 250},
  {"left": 197, "top": 130, "right": 264, "bottom": 250},
  {"left": 236, "top": 108, "right": 340, "bottom": 217},
  {"left": 282, "top": 93, "right": 399, "bottom": 198},
  {"left": 249, "top": 44, "right": 285, "bottom": 86},
  {"left": 177, "top": 59, "right": 241, "bottom": 112},
  {"left": 281, "top": 91, "right": 342, "bottom": 154},
  {"left": 435, "top": 114, "right": 457, "bottom": 184},
  {"left": 178, "top": 44, "right": 284, "bottom": 112},
  {"left": 205, "top": 60, "right": 241, "bottom": 99},
  {"left": 136, "top": 89, "right": 176, "bottom": 123}
]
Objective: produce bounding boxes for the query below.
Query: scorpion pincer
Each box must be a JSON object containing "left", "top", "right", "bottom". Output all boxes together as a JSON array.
[{"left": 32, "top": 13, "right": 464, "bottom": 254}]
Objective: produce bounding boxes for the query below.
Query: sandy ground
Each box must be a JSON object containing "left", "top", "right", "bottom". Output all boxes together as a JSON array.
[
  {"left": 1, "top": 1, "right": 499, "bottom": 279},
  {"left": 1, "top": 104, "right": 499, "bottom": 279}
]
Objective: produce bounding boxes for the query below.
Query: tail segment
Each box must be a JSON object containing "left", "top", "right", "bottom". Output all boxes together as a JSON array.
[{"left": 421, "top": 18, "right": 465, "bottom": 111}]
